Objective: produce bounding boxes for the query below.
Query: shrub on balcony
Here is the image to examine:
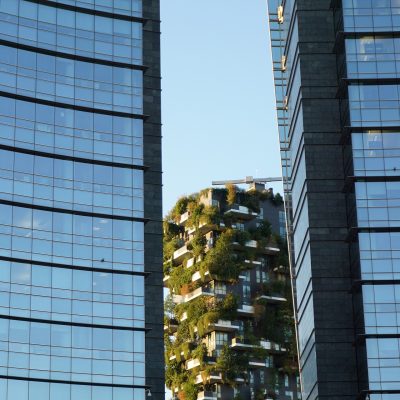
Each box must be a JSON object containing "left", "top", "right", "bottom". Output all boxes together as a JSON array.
[
  {"left": 180, "top": 380, "right": 198, "bottom": 400},
  {"left": 212, "top": 345, "right": 249, "bottom": 385},
  {"left": 168, "top": 264, "right": 194, "bottom": 294},
  {"left": 163, "top": 260, "right": 173, "bottom": 276},
  {"left": 164, "top": 220, "right": 183, "bottom": 241},
  {"left": 167, "top": 195, "right": 192, "bottom": 223},
  {"left": 218, "top": 293, "right": 238, "bottom": 320},
  {"left": 259, "top": 280, "right": 286, "bottom": 297},
  {"left": 234, "top": 229, "right": 252, "bottom": 246},
  {"left": 226, "top": 184, "right": 237, "bottom": 205},
  {"left": 200, "top": 205, "right": 220, "bottom": 225},
  {"left": 192, "top": 343, "right": 207, "bottom": 363},
  {"left": 165, "top": 359, "right": 187, "bottom": 391},
  {"left": 164, "top": 237, "right": 182, "bottom": 262},
  {"left": 175, "top": 320, "right": 191, "bottom": 346},
  {"left": 186, "top": 201, "right": 205, "bottom": 228},
  {"left": 203, "top": 230, "right": 241, "bottom": 282},
  {"left": 186, "top": 297, "right": 209, "bottom": 323},
  {"left": 249, "top": 220, "right": 272, "bottom": 241},
  {"left": 187, "top": 233, "right": 207, "bottom": 258},
  {"left": 273, "top": 193, "right": 283, "bottom": 205}
]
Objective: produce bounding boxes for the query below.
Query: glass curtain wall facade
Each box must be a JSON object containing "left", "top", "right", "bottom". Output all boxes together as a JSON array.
[
  {"left": 268, "top": 0, "right": 400, "bottom": 399},
  {"left": 0, "top": 0, "right": 163, "bottom": 399},
  {"left": 336, "top": 1, "right": 400, "bottom": 399}
]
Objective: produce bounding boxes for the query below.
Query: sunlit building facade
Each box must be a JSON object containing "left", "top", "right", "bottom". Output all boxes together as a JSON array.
[
  {"left": 0, "top": 0, "right": 163, "bottom": 399},
  {"left": 267, "top": 0, "right": 400, "bottom": 399}
]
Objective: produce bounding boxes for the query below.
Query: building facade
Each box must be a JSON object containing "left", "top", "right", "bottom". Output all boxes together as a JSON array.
[
  {"left": 164, "top": 186, "right": 300, "bottom": 400},
  {"left": 0, "top": 0, "right": 163, "bottom": 399},
  {"left": 267, "top": 0, "right": 400, "bottom": 399}
]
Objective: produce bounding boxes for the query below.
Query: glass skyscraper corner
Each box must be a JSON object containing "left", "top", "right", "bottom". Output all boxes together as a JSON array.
[
  {"left": 0, "top": 0, "right": 163, "bottom": 399},
  {"left": 267, "top": 0, "right": 400, "bottom": 399}
]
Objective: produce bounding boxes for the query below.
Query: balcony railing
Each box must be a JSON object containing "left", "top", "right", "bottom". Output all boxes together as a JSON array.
[
  {"left": 186, "top": 358, "right": 201, "bottom": 370},
  {"left": 173, "top": 285, "right": 214, "bottom": 304},
  {"left": 197, "top": 391, "right": 218, "bottom": 400},
  {"left": 233, "top": 240, "right": 280, "bottom": 254},
  {"left": 180, "top": 211, "right": 190, "bottom": 225},
  {"left": 173, "top": 245, "right": 192, "bottom": 264},
  {"left": 260, "top": 339, "right": 287, "bottom": 353},
  {"left": 224, "top": 204, "right": 258, "bottom": 220},
  {"left": 230, "top": 337, "right": 257, "bottom": 349},
  {"left": 256, "top": 294, "right": 287, "bottom": 304},
  {"left": 195, "top": 372, "right": 223, "bottom": 384},
  {"left": 237, "top": 304, "right": 255, "bottom": 316},
  {"left": 192, "top": 270, "right": 210, "bottom": 283}
]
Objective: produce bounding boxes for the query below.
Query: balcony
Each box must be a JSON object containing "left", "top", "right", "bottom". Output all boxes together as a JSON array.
[
  {"left": 195, "top": 372, "right": 222, "bottom": 384},
  {"left": 194, "top": 319, "right": 240, "bottom": 334},
  {"left": 209, "top": 320, "right": 240, "bottom": 332},
  {"left": 230, "top": 337, "right": 257, "bottom": 350},
  {"left": 164, "top": 319, "right": 178, "bottom": 334},
  {"left": 233, "top": 240, "right": 280, "bottom": 255},
  {"left": 186, "top": 358, "right": 201, "bottom": 370},
  {"left": 163, "top": 275, "right": 170, "bottom": 287},
  {"left": 256, "top": 294, "right": 287, "bottom": 304},
  {"left": 187, "top": 220, "right": 216, "bottom": 236},
  {"left": 180, "top": 312, "right": 188, "bottom": 321},
  {"left": 224, "top": 204, "right": 258, "bottom": 220},
  {"left": 244, "top": 259, "right": 262, "bottom": 266},
  {"left": 262, "top": 245, "right": 280, "bottom": 255},
  {"left": 173, "top": 285, "right": 214, "bottom": 304},
  {"left": 249, "top": 359, "right": 270, "bottom": 368},
  {"left": 173, "top": 245, "right": 192, "bottom": 264},
  {"left": 197, "top": 391, "right": 218, "bottom": 400},
  {"left": 192, "top": 270, "right": 210, "bottom": 283},
  {"left": 180, "top": 211, "right": 190, "bottom": 226},
  {"left": 260, "top": 340, "right": 287, "bottom": 353},
  {"left": 186, "top": 257, "right": 195, "bottom": 268},
  {"left": 237, "top": 304, "right": 255, "bottom": 316}
]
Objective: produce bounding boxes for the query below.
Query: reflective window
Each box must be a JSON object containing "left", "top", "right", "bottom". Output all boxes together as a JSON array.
[
  {"left": 0, "top": 149, "right": 144, "bottom": 218},
  {"left": 0, "top": 379, "right": 148, "bottom": 400},
  {"left": 352, "top": 131, "right": 400, "bottom": 177},
  {"left": 366, "top": 337, "right": 400, "bottom": 391},
  {"left": 363, "top": 284, "right": 400, "bottom": 334},
  {"left": 0, "top": 260, "right": 145, "bottom": 327},
  {"left": 0, "top": 97, "right": 143, "bottom": 165},
  {"left": 355, "top": 181, "right": 400, "bottom": 227},
  {"left": 297, "top": 296, "right": 314, "bottom": 355},
  {"left": 358, "top": 232, "right": 400, "bottom": 280},
  {"left": 44, "top": 0, "right": 142, "bottom": 17},
  {"left": 343, "top": 0, "right": 400, "bottom": 33},
  {"left": 0, "top": 318, "right": 145, "bottom": 385},
  {"left": 0, "top": 204, "right": 144, "bottom": 272},
  {"left": 299, "top": 342, "right": 317, "bottom": 399},
  {"left": 0, "top": 46, "right": 143, "bottom": 113},
  {"left": 348, "top": 84, "right": 400, "bottom": 127},
  {"left": 346, "top": 36, "right": 400, "bottom": 79},
  {"left": 0, "top": 0, "right": 142, "bottom": 64}
]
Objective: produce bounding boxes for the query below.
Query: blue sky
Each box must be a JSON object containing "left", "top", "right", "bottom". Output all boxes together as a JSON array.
[{"left": 161, "top": 0, "right": 282, "bottom": 215}]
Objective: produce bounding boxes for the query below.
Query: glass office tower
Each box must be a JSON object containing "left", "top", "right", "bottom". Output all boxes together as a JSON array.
[
  {"left": 0, "top": 0, "right": 163, "bottom": 399},
  {"left": 267, "top": 0, "right": 400, "bottom": 399}
]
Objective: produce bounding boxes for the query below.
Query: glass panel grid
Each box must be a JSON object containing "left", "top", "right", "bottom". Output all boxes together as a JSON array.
[{"left": 0, "top": 0, "right": 143, "bottom": 64}]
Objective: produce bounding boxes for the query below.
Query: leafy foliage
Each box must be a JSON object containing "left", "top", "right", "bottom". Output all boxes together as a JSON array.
[
  {"left": 203, "top": 230, "right": 242, "bottom": 282},
  {"left": 213, "top": 345, "right": 249, "bottom": 385},
  {"left": 187, "top": 233, "right": 207, "bottom": 258},
  {"left": 164, "top": 237, "right": 182, "bottom": 262},
  {"left": 226, "top": 184, "right": 237, "bottom": 205}
]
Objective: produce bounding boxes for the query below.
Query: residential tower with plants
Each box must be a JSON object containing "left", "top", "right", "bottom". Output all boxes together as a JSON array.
[{"left": 164, "top": 185, "right": 300, "bottom": 400}]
